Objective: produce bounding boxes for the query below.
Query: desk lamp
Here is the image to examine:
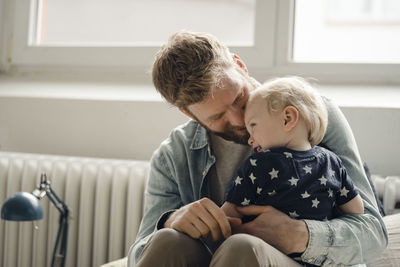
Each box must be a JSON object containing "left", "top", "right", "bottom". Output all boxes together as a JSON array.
[{"left": 1, "top": 173, "right": 69, "bottom": 267}]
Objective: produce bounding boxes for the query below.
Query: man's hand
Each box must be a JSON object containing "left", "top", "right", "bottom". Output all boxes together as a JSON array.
[
  {"left": 164, "top": 198, "right": 232, "bottom": 241},
  {"left": 233, "top": 205, "right": 309, "bottom": 255}
]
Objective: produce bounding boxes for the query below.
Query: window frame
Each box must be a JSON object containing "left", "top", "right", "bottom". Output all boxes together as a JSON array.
[
  {"left": 270, "top": 0, "right": 400, "bottom": 84},
  {"left": 3, "top": 0, "right": 400, "bottom": 84},
  {"left": 10, "top": 0, "right": 276, "bottom": 72}
]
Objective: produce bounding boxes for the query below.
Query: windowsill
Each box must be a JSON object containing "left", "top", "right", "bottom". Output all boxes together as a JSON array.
[
  {"left": 1, "top": 74, "right": 400, "bottom": 108},
  {"left": 0, "top": 73, "right": 161, "bottom": 101},
  {"left": 317, "top": 85, "right": 400, "bottom": 109}
]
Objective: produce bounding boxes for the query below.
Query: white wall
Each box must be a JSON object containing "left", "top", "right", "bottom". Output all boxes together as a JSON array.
[
  {"left": 0, "top": 0, "right": 5, "bottom": 72},
  {"left": 341, "top": 106, "right": 400, "bottom": 176},
  {"left": 0, "top": 0, "right": 15, "bottom": 73},
  {"left": 0, "top": 88, "right": 399, "bottom": 176},
  {"left": 0, "top": 95, "right": 187, "bottom": 161}
]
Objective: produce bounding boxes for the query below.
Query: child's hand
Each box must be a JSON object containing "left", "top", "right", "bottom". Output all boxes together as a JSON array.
[
  {"left": 222, "top": 202, "right": 244, "bottom": 234},
  {"left": 227, "top": 216, "right": 242, "bottom": 232},
  {"left": 221, "top": 202, "right": 241, "bottom": 218}
]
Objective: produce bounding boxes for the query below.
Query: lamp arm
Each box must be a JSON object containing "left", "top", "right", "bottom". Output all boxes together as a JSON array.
[
  {"left": 41, "top": 179, "right": 69, "bottom": 267},
  {"left": 47, "top": 195, "right": 66, "bottom": 267},
  {"left": 47, "top": 186, "right": 69, "bottom": 216},
  {"left": 38, "top": 174, "right": 69, "bottom": 216}
]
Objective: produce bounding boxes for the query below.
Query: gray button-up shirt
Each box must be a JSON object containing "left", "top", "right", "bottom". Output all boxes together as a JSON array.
[{"left": 128, "top": 97, "right": 387, "bottom": 266}]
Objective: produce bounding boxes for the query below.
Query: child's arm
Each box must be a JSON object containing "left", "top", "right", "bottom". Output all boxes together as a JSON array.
[{"left": 337, "top": 194, "right": 364, "bottom": 215}]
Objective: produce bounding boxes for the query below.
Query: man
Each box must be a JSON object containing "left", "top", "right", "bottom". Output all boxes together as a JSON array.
[{"left": 128, "top": 30, "right": 387, "bottom": 266}]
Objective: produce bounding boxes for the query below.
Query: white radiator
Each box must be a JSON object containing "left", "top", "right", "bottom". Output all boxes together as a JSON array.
[{"left": 0, "top": 152, "right": 149, "bottom": 267}]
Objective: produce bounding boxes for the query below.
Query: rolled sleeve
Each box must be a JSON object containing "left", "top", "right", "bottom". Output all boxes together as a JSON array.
[
  {"left": 302, "top": 212, "right": 386, "bottom": 266},
  {"left": 302, "top": 219, "right": 333, "bottom": 265},
  {"left": 156, "top": 210, "right": 176, "bottom": 230}
]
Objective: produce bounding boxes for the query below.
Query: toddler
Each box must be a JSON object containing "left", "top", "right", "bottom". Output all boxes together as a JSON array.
[{"left": 222, "top": 77, "right": 364, "bottom": 266}]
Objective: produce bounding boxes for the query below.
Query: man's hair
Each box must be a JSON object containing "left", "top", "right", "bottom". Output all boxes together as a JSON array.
[
  {"left": 251, "top": 77, "right": 328, "bottom": 146},
  {"left": 152, "top": 30, "right": 235, "bottom": 110}
]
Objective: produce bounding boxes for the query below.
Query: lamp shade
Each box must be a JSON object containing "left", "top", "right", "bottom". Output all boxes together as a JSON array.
[{"left": 1, "top": 192, "right": 43, "bottom": 221}]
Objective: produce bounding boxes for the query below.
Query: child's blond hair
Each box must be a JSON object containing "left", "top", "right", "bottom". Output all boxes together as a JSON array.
[{"left": 250, "top": 77, "right": 328, "bottom": 146}]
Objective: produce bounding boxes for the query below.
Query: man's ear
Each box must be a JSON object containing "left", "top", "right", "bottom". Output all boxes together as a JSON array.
[
  {"left": 282, "top": 106, "right": 298, "bottom": 131},
  {"left": 232, "top": 54, "right": 248, "bottom": 73},
  {"left": 179, "top": 108, "right": 197, "bottom": 121}
]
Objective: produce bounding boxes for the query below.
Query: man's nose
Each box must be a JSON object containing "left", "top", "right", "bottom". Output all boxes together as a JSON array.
[{"left": 227, "top": 107, "right": 245, "bottom": 126}]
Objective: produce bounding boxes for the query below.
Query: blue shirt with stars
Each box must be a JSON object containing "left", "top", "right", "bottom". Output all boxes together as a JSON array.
[
  {"left": 226, "top": 146, "right": 359, "bottom": 222},
  {"left": 225, "top": 146, "right": 360, "bottom": 266}
]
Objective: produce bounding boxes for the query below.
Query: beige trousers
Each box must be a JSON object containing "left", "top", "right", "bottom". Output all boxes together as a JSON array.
[{"left": 136, "top": 228, "right": 302, "bottom": 267}]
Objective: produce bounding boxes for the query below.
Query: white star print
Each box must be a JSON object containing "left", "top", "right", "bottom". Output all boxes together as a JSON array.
[
  {"left": 250, "top": 158, "right": 257, "bottom": 166},
  {"left": 269, "top": 168, "right": 279, "bottom": 179},
  {"left": 340, "top": 186, "right": 349, "bottom": 197},
  {"left": 268, "top": 190, "right": 277, "bottom": 196},
  {"left": 289, "top": 211, "right": 300, "bottom": 218},
  {"left": 256, "top": 187, "right": 262, "bottom": 194},
  {"left": 312, "top": 197, "right": 320, "bottom": 208},
  {"left": 328, "top": 188, "right": 333, "bottom": 197},
  {"left": 283, "top": 152, "right": 293, "bottom": 158},
  {"left": 314, "top": 152, "right": 323, "bottom": 158},
  {"left": 249, "top": 173, "right": 257, "bottom": 184},
  {"left": 235, "top": 176, "right": 243, "bottom": 185},
  {"left": 301, "top": 191, "right": 311, "bottom": 198},
  {"left": 241, "top": 198, "right": 250, "bottom": 206},
  {"left": 318, "top": 176, "right": 328, "bottom": 185},
  {"left": 303, "top": 165, "right": 312, "bottom": 174},
  {"left": 288, "top": 177, "right": 299, "bottom": 186},
  {"left": 328, "top": 169, "right": 335, "bottom": 177}
]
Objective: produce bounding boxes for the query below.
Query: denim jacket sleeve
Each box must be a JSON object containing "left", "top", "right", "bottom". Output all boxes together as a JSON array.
[
  {"left": 300, "top": 97, "right": 388, "bottom": 266},
  {"left": 127, "top": 121, "right": 209, "bottom": 267},
  {"left": 127, "top": 144, "right": 182, "bottom": 266}
]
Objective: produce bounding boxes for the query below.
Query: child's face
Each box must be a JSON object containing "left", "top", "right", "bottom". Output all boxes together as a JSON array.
[{"left": 244, "top": 97, "right": 287, "bottom": 152}]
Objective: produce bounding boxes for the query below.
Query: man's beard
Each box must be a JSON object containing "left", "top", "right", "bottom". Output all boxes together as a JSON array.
[{"left": 199, "top": 121, "right": 250, "bottom": 145}]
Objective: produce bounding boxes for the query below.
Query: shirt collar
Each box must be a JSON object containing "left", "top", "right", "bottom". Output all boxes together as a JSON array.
[{"left": 190, "top": 122, "right": 209, "bottom": 150}]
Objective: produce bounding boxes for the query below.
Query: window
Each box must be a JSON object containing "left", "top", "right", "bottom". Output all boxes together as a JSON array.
[
  {"left": 37, "top": 0, "right": 255, "bottom": 46},
  {"left": 293, "top": 0, "right": 400, "bottom": 63},
  {"left": 4, "top": 0, "right": 400, "bottom": 83},
  {"left": 11, "top": 0, "right": 275, "bottom": 71}
]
